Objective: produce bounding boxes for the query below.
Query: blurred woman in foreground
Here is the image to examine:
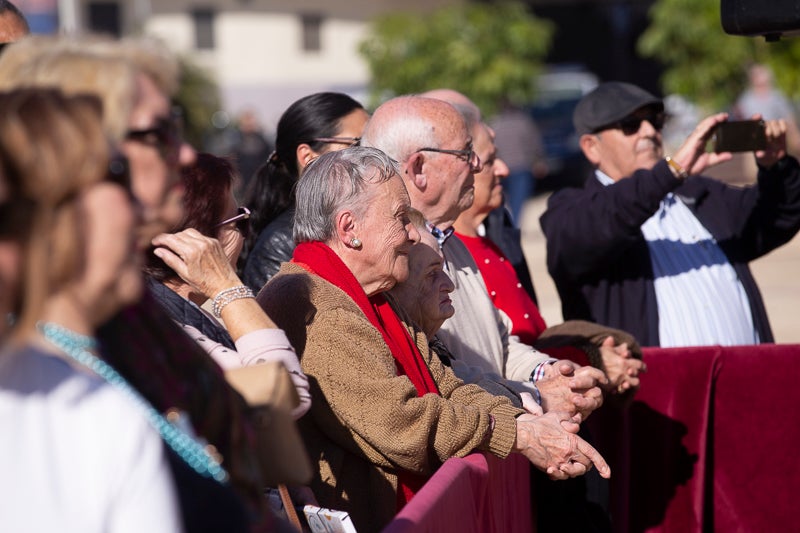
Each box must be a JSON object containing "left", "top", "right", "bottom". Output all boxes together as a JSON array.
[{"left": 0, "top": 88, "right": 182, "bottom": 532}]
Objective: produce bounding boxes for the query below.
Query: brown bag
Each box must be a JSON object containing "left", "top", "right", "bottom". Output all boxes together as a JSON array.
[{"left": 225, "top": 362, "right": 313, "bottom": 487}]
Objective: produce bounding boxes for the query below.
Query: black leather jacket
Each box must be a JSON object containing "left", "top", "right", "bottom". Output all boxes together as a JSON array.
[{"left": 241, "top": 209, "right": 295, "bottom": 293}]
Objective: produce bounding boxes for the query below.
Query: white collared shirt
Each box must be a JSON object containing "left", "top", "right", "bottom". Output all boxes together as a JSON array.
[{"left": 596, "top": 171, "right": 757, "bottom": 347}]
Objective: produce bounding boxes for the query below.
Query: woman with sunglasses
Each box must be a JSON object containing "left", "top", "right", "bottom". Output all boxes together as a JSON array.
[
  {"left": 0, "top": 88, "right": 185, "bottom": 532},
  {"left": 146, "top": 152, "right": 310, "bottom": 419},
  {"left": 239, "top": 92, "right": 369, "bottom": 292}
]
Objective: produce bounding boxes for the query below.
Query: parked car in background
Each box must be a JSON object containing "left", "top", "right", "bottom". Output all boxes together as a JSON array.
[{"left": 527, "top": 65, "right": 598, "bottom": 192}]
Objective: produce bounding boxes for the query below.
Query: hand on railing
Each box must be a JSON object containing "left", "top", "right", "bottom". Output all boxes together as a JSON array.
[{"left": 512, "top": 411, "right": 611, "bottom": 480}]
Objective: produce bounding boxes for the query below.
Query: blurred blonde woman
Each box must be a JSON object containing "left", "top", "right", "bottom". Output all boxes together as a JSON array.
[
  {"left": 0, "top": 36, "right": 278, "bottom": 530},
  {"left": 0, "top": 88, "right": 182, "bottom": 532}
]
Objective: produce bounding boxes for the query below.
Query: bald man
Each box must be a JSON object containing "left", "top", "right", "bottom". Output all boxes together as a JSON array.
[{"left": 361, "top": 95, "right": 606, "bottom": 421}]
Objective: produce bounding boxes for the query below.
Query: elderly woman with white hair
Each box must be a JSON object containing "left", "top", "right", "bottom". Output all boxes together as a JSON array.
[{"left": 258, "top": 146, "right": 610, "bottom": 532}]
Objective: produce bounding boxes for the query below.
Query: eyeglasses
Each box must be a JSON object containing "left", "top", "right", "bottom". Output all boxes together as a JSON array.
[
  {"left": 416, "top": 142, "right": 482, "bottom": 171},
  {"left": 598, "top": 110, "right": 668, "bottom": 136},
  {"left": 126, "top": 110, "right": 183, "bottom": 163},
  {"left": 215, "top": 206, "right": 251, "bottom": 237},
  {"left": 310, "top": 137, "right": 361, "bottom": 147}
]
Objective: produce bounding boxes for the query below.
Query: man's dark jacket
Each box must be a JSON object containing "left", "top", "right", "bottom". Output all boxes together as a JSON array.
[{"left": 540, "top": 157, "right": 800, "bottom": 346}]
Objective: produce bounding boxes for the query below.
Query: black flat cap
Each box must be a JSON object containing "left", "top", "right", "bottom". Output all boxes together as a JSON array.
[{"left": 573, "top": 81, "right": 663, "bottom": 135}]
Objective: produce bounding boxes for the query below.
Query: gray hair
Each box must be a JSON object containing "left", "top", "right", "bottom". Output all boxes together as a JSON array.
[
  {"left": 360, "top": 95, "right": 443, "bottom": 163},
  {"left": 293, "top": 146, "right": 400, "bottom": 243}
]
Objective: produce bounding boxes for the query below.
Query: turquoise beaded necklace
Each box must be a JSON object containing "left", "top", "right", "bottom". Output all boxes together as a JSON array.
[{"left": 37, "top": 321, "right": 229, "bottom": 483}]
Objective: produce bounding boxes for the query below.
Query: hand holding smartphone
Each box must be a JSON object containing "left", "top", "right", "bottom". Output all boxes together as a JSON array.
[{"left": 711, "top": 119, "right": 767, "bottom": 153}]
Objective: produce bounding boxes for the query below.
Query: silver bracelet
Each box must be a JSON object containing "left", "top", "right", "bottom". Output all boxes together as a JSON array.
[{"left": 211, "top": 285, "right": 255, "bottom": 318}]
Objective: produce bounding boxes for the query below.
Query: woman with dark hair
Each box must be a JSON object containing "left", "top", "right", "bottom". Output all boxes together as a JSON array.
[
  {"left": 239, "top": 92, "right": 368, "bottom": 292},
  {"left": 0, "top": 36, "right": 286, "bottom": 532},
  {"left": 147, "top": 152, "right": 310, "bottom": 419}
]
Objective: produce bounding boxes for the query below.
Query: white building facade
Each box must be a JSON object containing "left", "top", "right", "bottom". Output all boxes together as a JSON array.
[{"left": 58, "top": 0, "right": 460, "bottom": 127}]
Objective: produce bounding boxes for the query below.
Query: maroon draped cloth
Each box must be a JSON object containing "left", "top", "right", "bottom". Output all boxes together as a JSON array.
[
  {"left": 292, "top": 241, "right": 439, "bottom": 508},
  {"left": 383, "top": 343, "right": 800, "bottom": 532},
  {"left": 587, "top": 343, "right": 800, "bottom": 532},
  {"left": 384, "top": 452, "right": 532, "bottom": 533}
]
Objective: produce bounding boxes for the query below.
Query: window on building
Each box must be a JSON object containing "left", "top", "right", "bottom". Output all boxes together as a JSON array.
[
  {"left": 87, "top": 2, "right": 121, "bottom": 37},
  {"left": 301, "top": 13, "right": 323, "bottom": 52},
  {"left": 193, "top": 8, "right": 215, "bottom": 50}
]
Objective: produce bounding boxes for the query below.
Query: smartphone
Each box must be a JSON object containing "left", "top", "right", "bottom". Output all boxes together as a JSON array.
[{"left": 711, "top": 119, "right": 767, "bottom": 153}]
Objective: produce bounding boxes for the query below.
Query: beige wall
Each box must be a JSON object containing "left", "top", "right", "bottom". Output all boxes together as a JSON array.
[{"left": 129, "top": 0, "right": 461, "bottom": 126}]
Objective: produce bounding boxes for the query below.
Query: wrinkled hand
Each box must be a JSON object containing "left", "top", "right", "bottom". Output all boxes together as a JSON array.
[
  {"left": 537, "top": 360, "right": 606, "bottom": 421},
  {"left": 598, "top": 336, "right": 646, "bottom": 394},
  {"left": 152, "top": 228, "right": 241, "bottom": 299},
  {"left": 755, "top": 116, "right": 788, "bottom": 169},
  {"left": 513, "top": 412, "right": 611, "bottom": 480},
  {"left": 520, "top": 392, "right": 543, "bottom": 416},
  {"left": 673, "top": 112, "right": 733, "bottom": 175}
]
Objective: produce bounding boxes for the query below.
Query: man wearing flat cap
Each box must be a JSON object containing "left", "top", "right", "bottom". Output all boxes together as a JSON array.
[{"left": 540, "top": 81, "right": 800, "bottom": 347}]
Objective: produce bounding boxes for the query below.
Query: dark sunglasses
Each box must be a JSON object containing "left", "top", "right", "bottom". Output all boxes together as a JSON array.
[
  {"left": 310, "top": 136, "right": 361, "bottom": 147},
  {"left": 126, "top": 110, "right": 183, "bottom": 162},
  {"left": 598, "top": 110, "right": 668, "bottom": 136},
  {"left": 215, "top": 206, "right": 251, "bottom": 237}
]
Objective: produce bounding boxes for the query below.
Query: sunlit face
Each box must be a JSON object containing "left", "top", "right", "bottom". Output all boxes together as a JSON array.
[
  {"left": 390, "top": 231, "right": 455, "bottom": 337},
  {"left": 216, "top": 189, "right": 245, "bottom": 266},
  {"left": 329, "top": 108, "right": 369, "bottom": 152},
  {"left": 122, "top": 73, "right": 196, "bottom": 244},
  {"left": 584, "top": 105, "right": 664, "bottom": 182},
  {"left": 469, "top": 123, "right": 508, "bottom": 215},
  {"left": 424, "top": 124, "right": 476, "bottom": 222},
  {"left": 299, "top": 108, "right": 370, "bottom": 171},
  {"left": 355, "top": 174, "right": 420, "bottom": 295},
  {"left": 74, "top": 180, "right": 143, "bottom": 324}
]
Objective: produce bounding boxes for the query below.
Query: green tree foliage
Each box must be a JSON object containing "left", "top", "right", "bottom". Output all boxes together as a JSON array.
[
  {"left": 359, "top": 2, "right": 553, "bottom": 116},
  {"left": 175, "top": 57, "right": 220, "bottom": 149},
  {"left": 638, "top": 0, "right": 800, "bottom": 112}
]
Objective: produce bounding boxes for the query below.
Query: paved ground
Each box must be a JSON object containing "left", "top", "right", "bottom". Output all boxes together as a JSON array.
[{"left": 519, "top": 187, "right": 800, "bottom": 344}]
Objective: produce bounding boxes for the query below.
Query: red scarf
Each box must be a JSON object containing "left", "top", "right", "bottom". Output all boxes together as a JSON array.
[{"left": 292, "top": 241, "right": 438, "bottom": 507}]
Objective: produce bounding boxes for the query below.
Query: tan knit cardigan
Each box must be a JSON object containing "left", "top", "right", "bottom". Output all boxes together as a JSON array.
[{"left": 258, "top": 263, "right": 524, "bottom": 532}]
